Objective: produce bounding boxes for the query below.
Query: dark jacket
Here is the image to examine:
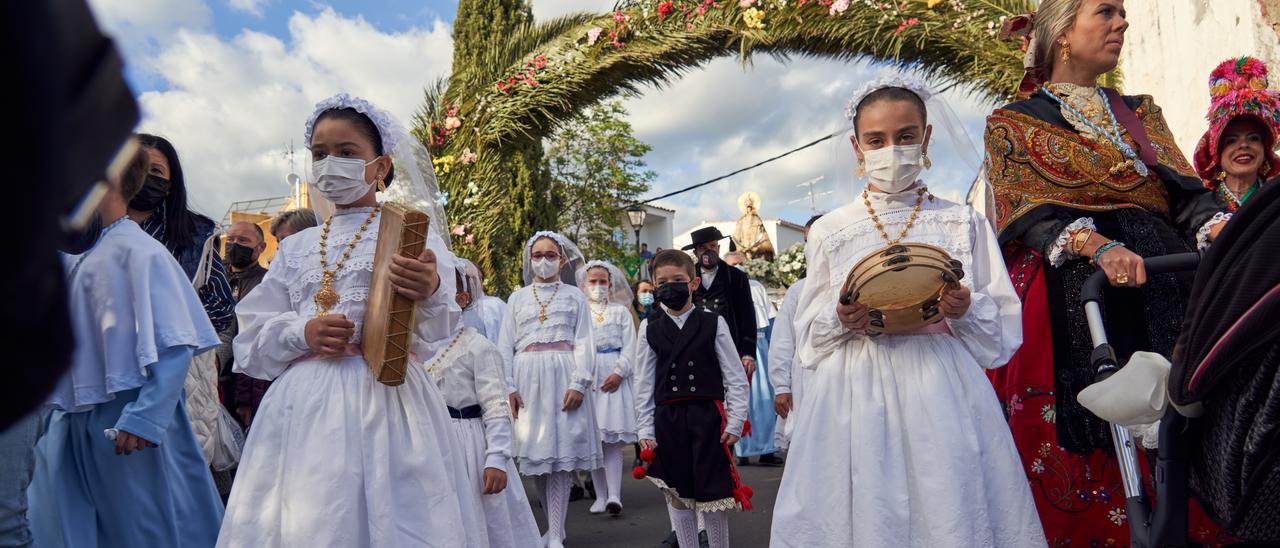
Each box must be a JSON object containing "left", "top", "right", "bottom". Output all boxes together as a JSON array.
[
  {"left": 219, "top": 263, "right": 269, "bottom": 418},
  {"left": 692, "top": 264, "right": 756, "bottom": 361}
]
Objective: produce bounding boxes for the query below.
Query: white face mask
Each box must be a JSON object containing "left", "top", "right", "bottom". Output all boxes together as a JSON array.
[
  {"left": 860, "top": 144, "right": 924, "bottom": 194},
  {"left": 531, "top": 258, "right": 560, "bottom": 280},
  {"left": 587, "top": 285, "right": 609, "bottom": 302},
  {"left": 312, "top": 156, "right": 377, "bottom": 205}
]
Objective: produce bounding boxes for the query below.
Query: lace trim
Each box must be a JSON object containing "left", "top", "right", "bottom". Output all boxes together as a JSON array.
[
  {"left": 287, "top": 285, "right": 370, "bottom": 306},
  {"left": 1196, "top": 212, "right": 1231, "bottom": 251},
  {"left": 646, "top": 476, "right": 741, "bottom": 513},
  {"left": 481, "top": 397, "right": 510, "bottom": 420},
  {"left": 1048, "top": 217, "right": 1097, "bottom": 267}
]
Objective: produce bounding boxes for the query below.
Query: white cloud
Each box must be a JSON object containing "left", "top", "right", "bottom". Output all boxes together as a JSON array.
[
  {"left": 88, "top": 0, "right": 213, "bottom": 79},
  {"left": 89, "top": 4, "right": 453, "bottom": 222},
  {"left": 530, "top": 0, "right": 606, "bottom": 21},
  {"left": 229, "top": 0, "right": 270, "bottom": 17}
]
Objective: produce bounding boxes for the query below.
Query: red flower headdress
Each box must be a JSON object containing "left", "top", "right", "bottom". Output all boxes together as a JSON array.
[{"left": 1192, "top": 56, "right": 1280, "bottom": 185}]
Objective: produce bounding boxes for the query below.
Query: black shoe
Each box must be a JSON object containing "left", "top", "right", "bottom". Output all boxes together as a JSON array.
[
  {"left": 659, "top": 530, "right": 679, "bottom": 547},
  {"left": 606, "top": 500, "right": 622, "bottom": 515},
  {"left": 569, "top": 484, "right": 585, "bottom": 502},
  {"left": 736, "top": 457, "right": 750, "bottom": 466},
  {"left": 698, "top": 530, "right": 710, "bottom": 548},
  {"left": 758, "top": 453, "right": 784, "bottom": 466}
]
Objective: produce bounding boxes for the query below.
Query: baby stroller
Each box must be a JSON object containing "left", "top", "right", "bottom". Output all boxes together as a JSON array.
[{"left": 1080, "top": 181, "right": 1280, "bottom": 546}]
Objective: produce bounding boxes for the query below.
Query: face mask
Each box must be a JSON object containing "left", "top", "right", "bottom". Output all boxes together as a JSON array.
[
  {"left": 128, "top": 175, "right": 170, "bottom": 212},
  {"left": 312, "top": 156, "right": 376, "bottom": 205},
  {"left": 860, "top": 144, "right": 924, "bottom": 193},
  {"left": 655, "top": 282, "right": 690, "bottom": 310},
  {"left": 587, "top": 285, "right": 609, "bottom": 302},
  {"left": 225, "top": 243, "right": 257, "bottom": 269},
  {"left": 637, "top": 292, "right": 655, "bottom": 306},
  {"left": 699, "top": 250, "right": 719, "bottom": 269},
  {"left": 531, "top": 257, "right": 560, "bottom": 280}
]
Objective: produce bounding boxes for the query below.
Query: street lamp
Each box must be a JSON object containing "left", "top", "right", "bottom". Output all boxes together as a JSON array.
[{"left": 626, "top": 205, "right": 647, "bottom": 257}]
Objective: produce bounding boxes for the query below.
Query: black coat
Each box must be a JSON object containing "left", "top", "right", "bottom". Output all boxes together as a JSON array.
[{"left": 692, "top": 265, "right": 756, "bottom": 361}]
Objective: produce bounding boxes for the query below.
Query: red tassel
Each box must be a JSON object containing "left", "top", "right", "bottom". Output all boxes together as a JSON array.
[
  {"left": 741, "top": 420, "right": 752, "bottom": 438},
  {"left": 640, "top": 448, "right": 657, "bottom": 463},
  {"left": 733, "top": 485, "right": 754, "bottom": 511},
  {"left": 632, "top": 465, "right": 647, "bottom": 480}
]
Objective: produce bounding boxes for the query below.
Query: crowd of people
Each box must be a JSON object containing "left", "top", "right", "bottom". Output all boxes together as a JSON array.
[{"left": 4, "top": 0, "right": 1280, "bottom": 546}]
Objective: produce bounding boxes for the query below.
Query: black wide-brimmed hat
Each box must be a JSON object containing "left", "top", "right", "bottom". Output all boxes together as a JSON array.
[{"left": 682, "top": 226, "right": 728, "bottom": 250}]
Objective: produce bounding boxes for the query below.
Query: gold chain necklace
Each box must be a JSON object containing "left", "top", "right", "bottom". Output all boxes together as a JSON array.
[
  {"left": 1045, "top": 83, "right": 1118, "bottom": 136},
  {"left": 531, "top": 282, "right": 560, "bottom": 323},
  {"left": 313, "top": 206, "right": 381, "bottom": 315},
  {"left": 862, "top": 186, "right": 930, "bottom": 245},
  {"left": 590, "top": 301, "right": 608, "bottom": 323},
  {"left": 426, "top": 329, "right": 465, "bottom": 378}
]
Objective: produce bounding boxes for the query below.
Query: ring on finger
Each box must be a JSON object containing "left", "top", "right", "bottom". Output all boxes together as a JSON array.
[{"left": 1115, "top": 272, "right": 1130, "bottom": 285}]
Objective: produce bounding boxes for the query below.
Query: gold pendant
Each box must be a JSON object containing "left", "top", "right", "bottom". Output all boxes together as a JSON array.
[
  {"left": 539, "top": 313, "right": 548, "bottom": 323},
  {"left": 314, "top": 276, "right": 339, "bottom": 314}
]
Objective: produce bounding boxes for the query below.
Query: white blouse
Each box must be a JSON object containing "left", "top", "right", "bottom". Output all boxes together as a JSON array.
[
  {"left": 497, "top": 283, "right": 596, "bottom": 394},
  {"left": 795, "top": 187, "right": 1023, "bottom": 370},
  {"left": 429, "top": 328, "right": 514, "bottom": 470},
  {"left": 588, "top": 302, "right": 637, "bottom": 379},
  {"left": 233, "top": 206, "right": 457, "bottom": 381},
  {"left": 767, "top": 278, "right": 805, "bottom": 396}
]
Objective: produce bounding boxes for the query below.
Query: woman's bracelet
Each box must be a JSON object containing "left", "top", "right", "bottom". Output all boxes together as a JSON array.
[
  {"left": 1070, "top": 228, "right": 1094, "bottom": 256},
  {"left": 1092, "top": 241, "right": 1125, "bottom": 265}
]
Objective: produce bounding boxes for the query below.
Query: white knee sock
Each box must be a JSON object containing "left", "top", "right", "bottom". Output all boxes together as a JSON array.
[
  {"left": 590, "top": 467, "right": 608, "bottom": 503},
  {"left": 603, "top": 442, "right": 623, "bottom": 501},
  {"left": 668, "top": 504, "right": 699, "bottom": 547},
  {"left": 697, "top": 510, "right": 706, "bottom": 532},
  {"left": 703, "top": 510, "right": 730, "bottom": 548},
  {"left": 545, "top": 472, "right": 571, "bottom": 542}
]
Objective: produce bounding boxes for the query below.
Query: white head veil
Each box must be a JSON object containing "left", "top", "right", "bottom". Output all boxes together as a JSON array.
[
  {"left": 303, "top": 93, "right": 459, "bottom": 316},
  {"left": 842, "top": 73, "right": 984, "bottom": 191},
  {"left": 454, "top": 257, "right": 487, "bottom": 306},
  {"left": 575, "top": 260, "right": 634, "bottom": 306},
  {"left": 522, "top": 231, "right": 586, "bottom": 287}
]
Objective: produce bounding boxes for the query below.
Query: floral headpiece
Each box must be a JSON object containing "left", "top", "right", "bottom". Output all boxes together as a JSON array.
[
  {"left": 998, "top": 13, "right": 1043, "bottom": 100},
  {"left": 304, "top": 93, "right": 404, "bottom": 154},
  {"left": 843, "top": 74, "right": 934, "bottom": 125},
  {"left": 1192, "top": 56, "right": 1280, "bottom": 185}
]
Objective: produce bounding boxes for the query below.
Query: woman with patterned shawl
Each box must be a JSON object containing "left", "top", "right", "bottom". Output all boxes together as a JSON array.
[{"left": 981, "top": 0, "right": 1229, "bottom": 544}]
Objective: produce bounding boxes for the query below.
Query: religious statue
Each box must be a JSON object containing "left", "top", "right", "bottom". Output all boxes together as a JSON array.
[{"left": 732, "top": 191, "right": 774, "bottom": 260}]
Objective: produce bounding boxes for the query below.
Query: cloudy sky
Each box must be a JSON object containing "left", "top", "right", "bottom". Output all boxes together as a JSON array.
[{"left": 88, "top": 0, "right": 998, "bottom": 235}]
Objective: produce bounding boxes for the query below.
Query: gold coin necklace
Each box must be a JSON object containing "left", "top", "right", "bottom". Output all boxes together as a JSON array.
[
  {"left": 863, "top": 186, "right": 930, "bottom": 245},
  {"left": 313, "top": 206, "right": 381, "bottom": 315},
  {"left": 531, "top": 282, "right": 560, "bottom": 323}
]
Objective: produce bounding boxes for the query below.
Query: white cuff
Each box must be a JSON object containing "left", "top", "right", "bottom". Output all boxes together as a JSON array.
[
  {"left": 1048, "top": 217, "right": 1096, "bottom": 267},
  {"left": 1196, "top": 212, "right": 1231, "bottom": 250}
]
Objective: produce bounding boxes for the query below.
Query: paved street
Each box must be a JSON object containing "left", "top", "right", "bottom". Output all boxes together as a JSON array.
[{"left": 523, "top": 446, "right": 786, "bottom": 548}]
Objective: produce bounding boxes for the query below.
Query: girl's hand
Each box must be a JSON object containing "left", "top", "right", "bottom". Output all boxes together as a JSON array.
[
  {"left": 389, "top": 248, "right": 440, "bottom": 301},
  {"left": 562, "top": 389, "right": 584, "bottom": 411},
  {"left": 305, "top": 314, "right": 355, "bottom": 354},
  {"left": 639, "top": 439, "right": 658, "bottom": 451},
  {"left": 720, "top": 432, "right": 740, "bottom": 445},
  {"left": 482, "top": 468, "right": 508, "bottom": 495},
  {"left": 939, "top": 287, "right": 972, "bottom": 319},
  {"left": 600, "top": 373, "right": 623, "bottom": 393},
  {"left": 836, "top": 300, "right": 870, "bottom": 332},
  {"left": 509, "top": 391, "right": 524, "bottom": 420},
  {"left": 115, "top": 431, "right": 155, "bottom": 456},
  {"left": 775, "top": 394, "right": 793, "bottom": 419},
  {"left": 1097, "top": 245, "right": 1147, "bottom": 288}
]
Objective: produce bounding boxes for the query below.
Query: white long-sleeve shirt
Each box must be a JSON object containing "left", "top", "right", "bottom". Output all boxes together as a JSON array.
[
  {"left": 633, "top": 306, "right": 749, "bottom": 441},
  {"left": 497, "top": 283, "right": 595, "bottom": 394},
  {"left": 767, "top": 278, "right": 806, "bottom": 396},
  {"left": 431, "top": 328, "right": 515, "bottom": 471}
]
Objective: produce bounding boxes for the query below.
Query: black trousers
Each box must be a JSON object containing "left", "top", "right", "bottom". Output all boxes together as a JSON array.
[{"left": 648, "top": 398, "right": 734, "bottom": 503}]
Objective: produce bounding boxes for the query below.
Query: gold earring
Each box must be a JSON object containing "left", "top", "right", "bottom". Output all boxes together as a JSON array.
[
  {"left": 856, "top": 163, "right": 866, "bottom": 177},
  {"left": 1059, "top": 40, "right": 1071, "bottom": 64},
  {"left": 923, "top": 154, "right": 932, "bottom": 169},
  {"left": 1217, "top": 170, "right": 1227, "bottom": 182}
]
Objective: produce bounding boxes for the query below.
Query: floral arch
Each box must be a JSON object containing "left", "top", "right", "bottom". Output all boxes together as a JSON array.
[{"left": 417, "top": 0, "right": 1032, "bottom": 292}]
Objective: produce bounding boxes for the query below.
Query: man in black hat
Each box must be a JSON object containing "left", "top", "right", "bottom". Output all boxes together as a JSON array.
[{"left": 682, "top": 226, "right": 757, "bottom": 379}]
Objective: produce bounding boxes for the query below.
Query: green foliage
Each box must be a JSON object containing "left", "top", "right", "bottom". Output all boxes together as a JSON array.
[{"left": 545, "top": 100, "right": 655, "bottom": 267}]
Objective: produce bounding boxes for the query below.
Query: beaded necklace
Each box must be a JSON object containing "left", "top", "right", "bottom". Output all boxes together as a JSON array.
[
  {"left": 862, "top": 186, "right": 930, "bottom": 245},
  {"left": 1041, "top": 85, "right": 1150, "bottom": 178},
  {"left": 531, "top": 282, "right": 561, "bottom": 323},
  {"left": 314, "top": 206, "right": 381, "bottom": 316}
]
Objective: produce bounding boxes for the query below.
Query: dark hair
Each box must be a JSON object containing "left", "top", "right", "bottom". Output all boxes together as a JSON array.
[
  {"left": 651, "top": 249, "right": 695, "bottom": 280},
  {"left": 136, "top": 133, "right": 210, "bottom": 253},
  {"left": 852, "top": 87, "right": 927, "bottom": 136},
  {"left": 233, "top": 221, "right": 265, "bottom": 244},
  {"left": 805, "top": 214, "right": 824, "bottom": 229},
  {"left": 270, "top": 208, "right": 319, "bottom": 239},
  {"left": 313, "top": 107, "right": 394, "bottom": 184},
  {"left": 118, "top": 147, "right": 151, "bottom": 202}
]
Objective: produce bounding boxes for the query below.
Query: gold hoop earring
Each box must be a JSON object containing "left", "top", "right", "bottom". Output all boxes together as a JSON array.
[
  {"left": 1059, "top": 40, "right": 1071, "bottom": 64},
  {"left": 923, "top": 155, "right": 932, "bottom": 170}
]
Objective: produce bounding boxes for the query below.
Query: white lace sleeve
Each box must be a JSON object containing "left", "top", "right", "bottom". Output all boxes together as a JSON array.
[
  {"left": 1048, "top": 217, "right": 1096, "bottom": 267},
  {"left": 1196, "top": 212, "right": 1231, "bottom": 250}
]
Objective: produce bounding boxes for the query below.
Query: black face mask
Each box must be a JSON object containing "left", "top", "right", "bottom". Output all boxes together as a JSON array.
[
  {"left": 654, "top": 281, "right": 691, "bottom": 310},
  {"left": 129, "top": 175, "right": 171, "bottom": 212},
  {"left": 59, "top": 213, "right": 103, "bottom": 255},
  {"left": 699, "top": 249, "right": 719, "bottom": 269},
  {"left": 225, "top": 243, "right": 257, "bottom": 269}
]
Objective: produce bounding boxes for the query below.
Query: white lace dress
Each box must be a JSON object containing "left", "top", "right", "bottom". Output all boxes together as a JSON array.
[
  {"left": 431, "top": 328, "right": 541, "bottom": 548},
  {"left": 589, "top": 303, "right": 638, "bottom": 444},
  {"left": 770, "top": 189, "right": 1046, "bottom": 548},
  {"left": 498, "top": 283, "right": 603, "bottom": 475},
  {"left": 219, "top": 206, "right": 486, "bottom": 548}
]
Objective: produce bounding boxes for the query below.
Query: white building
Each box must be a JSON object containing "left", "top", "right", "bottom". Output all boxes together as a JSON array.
[
  {"left": 620, "top": 203, "right": 676, "bottom": 252},
  {"left": 673, "top": 219, "right": 806, "bottom": 256}
]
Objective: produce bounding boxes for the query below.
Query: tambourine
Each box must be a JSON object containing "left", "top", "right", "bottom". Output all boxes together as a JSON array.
[{"left": 840, "top": 243, "right": 964, "bottom": 335}]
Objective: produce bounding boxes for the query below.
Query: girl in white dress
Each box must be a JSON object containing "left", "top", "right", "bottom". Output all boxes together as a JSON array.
[
  {"left": 426, "top": 264, "right": 542, "bottom": 548},
  {"left": 499, "top": 231, "right": 603, "bottom": 548},
  {"left": 577, "top": 260, "right": 639, "bottom": 515},
  {"left": 770, "top": 77, "right": 1045, "bottom": 547},
  {"left": 220, "top": 94, "right": 485, "bottom": 547}
]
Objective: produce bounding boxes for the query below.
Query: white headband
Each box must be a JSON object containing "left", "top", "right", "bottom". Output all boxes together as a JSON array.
[
  {"left": 304, "top": 93, "right": 402, "bottom": 153},
  {"left": 844, "top": 74, "right": 934, "bottom": 125}
]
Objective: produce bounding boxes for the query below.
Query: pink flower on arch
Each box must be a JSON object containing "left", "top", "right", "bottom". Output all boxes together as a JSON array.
[
  {"left": 895, "top": 17, "right": 920, "bottom": 35},
  {"left": 829, "top": 0, "right": 850, "bottom": 15},
  {"left": 739, "top": 0, "right": 757, "bottom": 6},
  {"left": 587, "top": 27, "right": 603, "bottom": 46}
]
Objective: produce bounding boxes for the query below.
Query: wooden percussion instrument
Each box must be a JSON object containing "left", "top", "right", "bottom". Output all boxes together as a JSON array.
[
  {"left": 362, "top": 202, "right": 431, "bottom": 386},
  {"left": 841, "top": 243, "right": 965, "bottom": 335}
]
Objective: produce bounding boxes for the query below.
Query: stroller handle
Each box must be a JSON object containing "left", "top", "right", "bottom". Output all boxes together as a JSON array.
[{"left": 1080, "top": 252, "right": 1202, "bottom": 304}]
